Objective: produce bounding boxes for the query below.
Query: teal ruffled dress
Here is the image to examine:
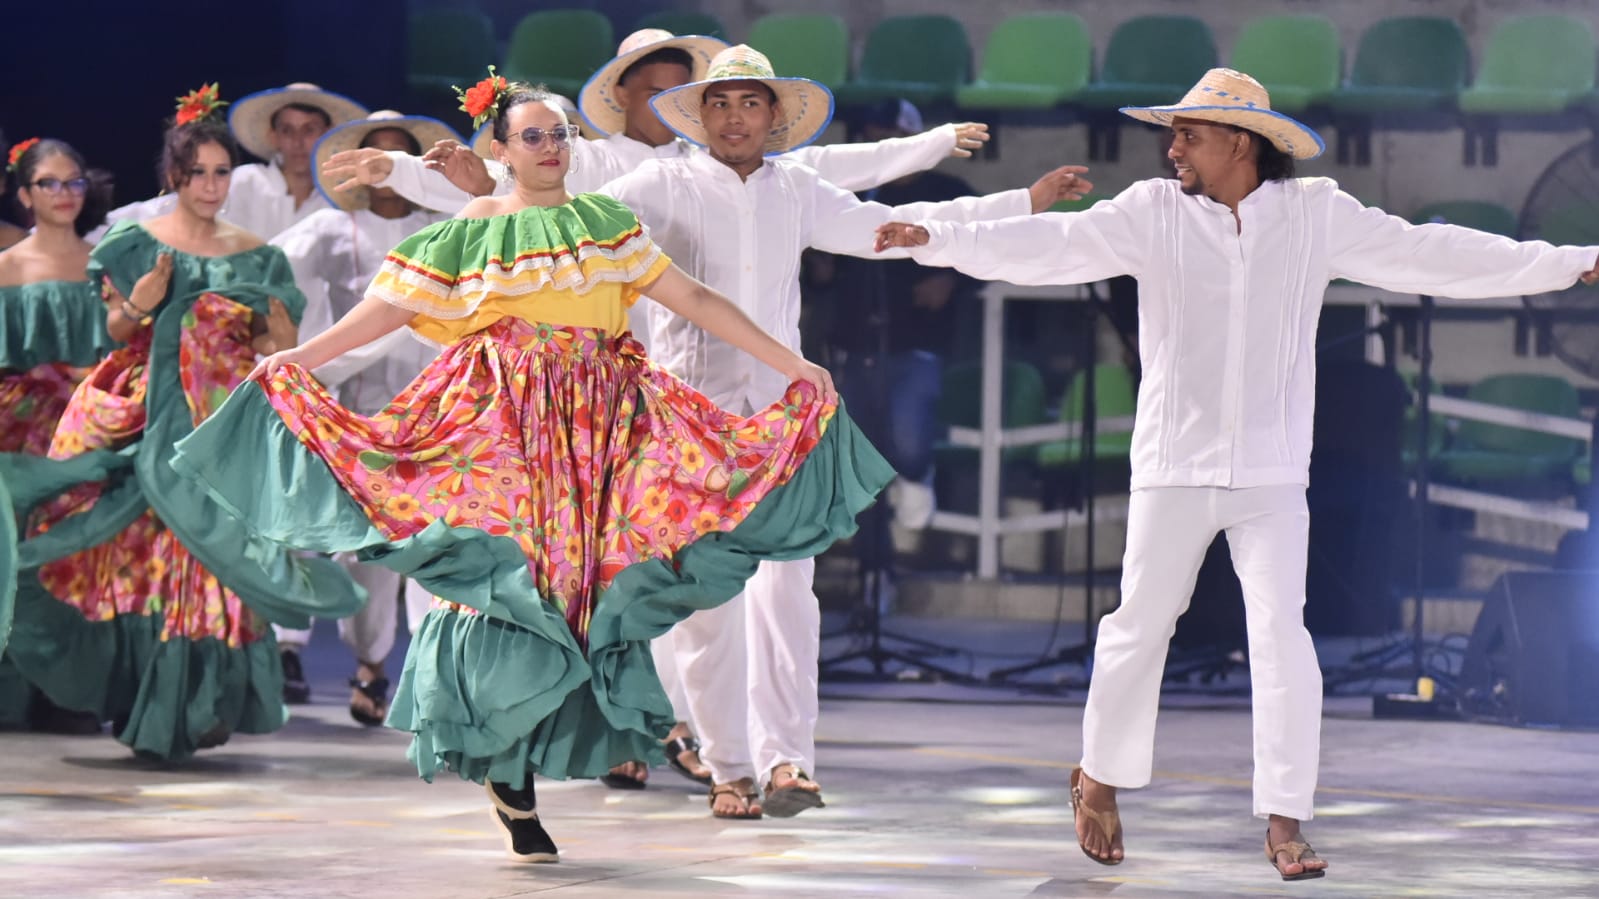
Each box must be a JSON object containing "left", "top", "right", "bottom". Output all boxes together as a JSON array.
[
  {"left": 5, "top": 222, "right": 363, "bottom": 759},
  {"left": 172, "top": 197, "right": 895, "bottom": 786},
  {"left": 0, "top": 278, "right": 116, "bottom": 725}
]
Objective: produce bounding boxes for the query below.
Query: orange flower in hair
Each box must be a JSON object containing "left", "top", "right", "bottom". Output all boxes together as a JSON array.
[
  {"left": 6, "top": 137, "right": 40, "bottom": 173},
  {"left": 455, "top": 66, "right": 510, "bottom": 130},
  {"left": 174, "top": 82, "right": 227, "bottom": 126}
]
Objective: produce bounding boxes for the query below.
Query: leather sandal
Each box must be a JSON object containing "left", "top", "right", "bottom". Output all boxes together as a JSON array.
[
  {"left": 348, "top": 676, "right": 390, "bottom": 727},
  {"left": 600, "top": 760, "right": 648, "bottom": 790},
  {"left": 763, "top": 763, "right": 825, "bottom": 818},
  {"left": 1069, "top": 767, "right": 1123, "bottom": 865},
  {"left": 709, "top": 778, "right": 762, "bottom": 819},
  {"left": 1265, "top": 831, "right": 1326, "bottom": 881},
  {"left": 664, "top": 735, "right": 713, "bottom": 787}
]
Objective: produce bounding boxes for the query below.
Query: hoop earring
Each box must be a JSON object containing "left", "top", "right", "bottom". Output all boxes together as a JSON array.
[{"left": 568, "top": 149, "right": 580, "bottom": 175}]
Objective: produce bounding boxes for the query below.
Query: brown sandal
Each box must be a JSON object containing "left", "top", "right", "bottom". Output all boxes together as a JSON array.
[
  {"left": 709, "top": 778, "right": 762, "bottom": 820},
  {"left": 1069, "top": 767, "right": 1123, "bottom": 865},
  {"left": 763, "top": 763, "right": 825, "bottom": 818},
  {"left": 1265, "top": 832, "right": 1326, "bottom": 881}
]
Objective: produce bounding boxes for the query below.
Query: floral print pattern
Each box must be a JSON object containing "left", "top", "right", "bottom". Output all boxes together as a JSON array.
[
  {"left": 35, "top": 293, "right": 268, "bottom": 647},
  {"left": 262, "top": 318, "right": 831, "bottom": 649}
]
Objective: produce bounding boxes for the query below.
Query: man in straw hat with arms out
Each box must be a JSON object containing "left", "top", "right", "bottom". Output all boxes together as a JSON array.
[
  {"left": 595, "top": 43, "right": 1091, "bottom": 820},
  {"left": 268, "top": 110, "right": 458, "bottom": 725},
  {"left": 323, "top": 29, "right": 991, "bottom": 219},
  {"left": 875, "top": 67, "right": 1599, "bottom": 880},
  {"left": 98, "top": 83, "right": 367, "bottom": 243}
]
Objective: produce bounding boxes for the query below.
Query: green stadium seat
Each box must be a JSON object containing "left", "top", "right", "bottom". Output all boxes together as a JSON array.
[
  {"left": 502, "top": 10, "right": 614, "bottom": 99},
  {"left": 1073, "top": 16, "right": 1219, "bottom": 161},
  {"left": 1037, "top": 364, "right": 1138, "bottom": 469},
  {"left": 1229, "top": 14, "right": 1340, "bottom": 115},
  {"left": 632, "top": 10, "right": 727, "bottom": 40},
  {"left": 954, "top": 13, "right": 1091, "bottom": 110},
  {"left": 832, "top": 15, "right": 972, "bottom": 108},
  {"left": 1327, "top": 17, "right": 1470, "bottom": 166},
  {"left": 747, "top": 13, "right": 849, "bottom": 90},
  {"left": 1432, "top": 373, "right": 1584, "bottom": 486},
  {"left": 407, "top": 8, "right": 496, "bottom": 101},
  {"left": 1410, "top": 200, "right": 1518, "bottom": 237},
  {"left": 1458, "top": 15, "right": 1596, "bottom": 165}
]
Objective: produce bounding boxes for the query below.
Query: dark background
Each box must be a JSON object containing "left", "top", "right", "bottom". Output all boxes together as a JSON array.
[{"left": 4, "top": 2, "right": 408, "bottom": 207}]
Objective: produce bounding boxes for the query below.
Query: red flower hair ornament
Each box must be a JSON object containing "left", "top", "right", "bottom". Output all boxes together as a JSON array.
[
  {"left": 455, "top": 66, "right": 510, "bottom": 130},
  {"left": 6, "top": 137, "right": 40, "bottom": 174},
  {"left": 174, "top": 83, "right": 228, "bottom": 126}
]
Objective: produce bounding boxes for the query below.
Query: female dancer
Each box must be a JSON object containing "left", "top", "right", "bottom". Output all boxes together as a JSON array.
[
  {"left": 7, "top": 87, "right": 360, "bottom": 760},
  {"left": 174, "top": 80, "right": 890, "bottom": 862},
  {"left": 0, "top": 137, "right": 115, "bottom": 731}
]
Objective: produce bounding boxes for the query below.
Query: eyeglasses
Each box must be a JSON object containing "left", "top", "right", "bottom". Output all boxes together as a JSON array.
[
  {"left": 29, "top": 177, "right": 89, "bottom": 196},
  {"left": 509, "top": 124, "right": 580, "bottom": 149}
]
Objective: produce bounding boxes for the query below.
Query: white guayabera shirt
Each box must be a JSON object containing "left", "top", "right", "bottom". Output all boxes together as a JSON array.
[
  {"left": 271, "top": 205, "right": 448, "bottom": 414},
  {"left": 907, "top": 176, "right": 1599, "bottom": 491},
  {"left": 601, "top": 153, "right": 1032, "bottom": 412}
]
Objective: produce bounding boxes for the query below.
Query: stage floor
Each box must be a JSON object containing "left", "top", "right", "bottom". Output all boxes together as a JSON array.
[{"left": 2, "top": 623, "right": 1596, "bottom": 898}]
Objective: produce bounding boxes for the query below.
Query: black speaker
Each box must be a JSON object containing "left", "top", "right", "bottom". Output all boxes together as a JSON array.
[{"left": 1459, "top": 571, "right": 1599, "bottom": 727}]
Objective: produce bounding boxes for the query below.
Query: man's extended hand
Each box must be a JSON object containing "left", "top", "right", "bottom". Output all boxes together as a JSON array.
[
  {"left": 322, "top": 148, "right": 394, "bottom": 192},
  {"left": 1029, "top": 165, "right": 1094, "bottom": 213},
  {"left": 949, "top": 123, "right": 990, "bottom": 159},
  {"left": 422, "top": 139, "right": 498, "bottom": 197}
]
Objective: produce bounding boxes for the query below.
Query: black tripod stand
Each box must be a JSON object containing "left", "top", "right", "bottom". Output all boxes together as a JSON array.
[
  {"left": 988, "top": 285, "right": 1136, "bottom": 685},
  {"left": 819, "top": 259, "right": 973, "bottom": 683}
]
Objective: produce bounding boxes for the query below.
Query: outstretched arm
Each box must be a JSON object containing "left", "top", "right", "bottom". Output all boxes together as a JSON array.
[
  {"left": 1328, "top": 190, "right": 1599, "bottom": 296},
  {"left": 872, "top": 181, "right": 1154, "bottom": 286},
  {"left": 806, "top": 165, "right": 1096, "bottom": 260},
  {"left": 788, "top": 122, "right": 989, "bottom": 192},
  {"left": 640, "top": 263, "right": 836, "bottom": 402},
  {"left": 250, "top": 294, "right": 415, "bottom": 381}
]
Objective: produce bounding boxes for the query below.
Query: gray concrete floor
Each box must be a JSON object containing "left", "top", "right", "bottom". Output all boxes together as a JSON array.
[{"left": 2, "top": 619, "right": 1598, "bottom": 898}]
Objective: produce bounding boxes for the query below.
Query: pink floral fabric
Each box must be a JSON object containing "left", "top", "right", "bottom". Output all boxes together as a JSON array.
[{"left": 260, "top": 318, "right": 832, "bottom": 648}]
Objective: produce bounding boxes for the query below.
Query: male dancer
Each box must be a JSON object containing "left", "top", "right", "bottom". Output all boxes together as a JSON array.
[
  {"left": 322, "top": 29, "right": 989, "bottom": 222},
  {"left": 873, "top": 68, "right": 1599, "bottom": 880},
  {"left": 598, "top": 44, "right": 1089, "bottom": 819}
]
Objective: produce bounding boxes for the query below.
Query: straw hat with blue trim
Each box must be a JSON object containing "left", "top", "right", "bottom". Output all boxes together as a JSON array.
[
  {"left": 649, "top": 45, "right": 834, "bottom": 155},
  {"left": 1119, "top": 68, "right": 1325, "bottom": 160},
  {"left": 580, "top": 28, "right": 727, "bottom": 138},
  {"left": 230, "top": 82, "right": 369, "bottom": 162},
  {"left": 314, "top": 110, "right": 461, "bottom": 211}
]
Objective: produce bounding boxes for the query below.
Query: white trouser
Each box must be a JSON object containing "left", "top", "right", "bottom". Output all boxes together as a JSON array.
[
  {"left": 274, "top": 557, "right": 435, "bottom": 663},
  {"left": 651, "top": 629, "right": 694, "bottom": 728},
  {"left": 1081, "top": 485, "right": 1322, "bottom": 821},
  {"left": 672, "top": 558, "right": 820, "bottom": 786}
]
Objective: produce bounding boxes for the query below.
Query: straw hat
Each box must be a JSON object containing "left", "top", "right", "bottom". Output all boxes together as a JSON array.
[
  {"left": 579, "top": 29, "right": 727, "bottom": 137},
  {"left": 469, "top": 92, "right": 587, "bottom": 157},
  {"left": 313, "top": 111, "right": 461, "bottom": 210},
  {"left": 1120, "top": 68, "right": 1324, "bottom": 160},
  {"left": 229, "top": 82, "right": 369, "bottom": 161},
  {"left": 649, "top": 45, "right": 834, "bottom": 155}
]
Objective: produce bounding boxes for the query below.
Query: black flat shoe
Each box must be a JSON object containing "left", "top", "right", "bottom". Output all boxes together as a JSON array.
[
  {"left": 348, "top": 676, "right": 390, "bottom": 727},
  {"left": 280, "top": 650, "right": 310, "bottom": 705},
  {"left": 486, "top": 780, "right": 558, "bottom": 863}
]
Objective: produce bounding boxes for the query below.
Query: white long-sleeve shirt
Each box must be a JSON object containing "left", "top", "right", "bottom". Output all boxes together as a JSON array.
[
  {"left": 907, "top": 176, "right": 1599, "bottom": 491},
  {"left": 271, "top": 206, "right": 446, "bottom": 414},
  {"left": 374, "top": 124, "right": 963, "bottom": 217},
  {"left": 601, "top": 152, "right": 1033, "bottom": 411},
  {"left": 95, "top": 161, "right": 330, "bottom": 243}
]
